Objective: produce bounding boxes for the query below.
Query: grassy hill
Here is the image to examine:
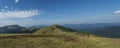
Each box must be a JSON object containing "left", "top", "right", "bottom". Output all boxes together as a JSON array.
[
  {"left": 0, "top": 24, "right": 119, "bottom": 48},
  {"left": 33, "top": 24, "right": 77, "bottom": 35}
]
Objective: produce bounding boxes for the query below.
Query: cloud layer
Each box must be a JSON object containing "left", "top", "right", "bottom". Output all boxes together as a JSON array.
[
  {"left": 15, "top": 0, "right": 20, "bottom": 3},
  {"left": 114, "top": 10, "right": 120, "bottom": 14},
  {"left": 0, "top": 19, "right": 39, "bottom": 27},
  {"left": 0, "top": 9, "right": 40, "bottom": 19}
]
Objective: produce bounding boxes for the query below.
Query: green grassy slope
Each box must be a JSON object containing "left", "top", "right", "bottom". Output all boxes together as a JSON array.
[
  {"left": 0, "top": 24, "right": 119, "bottom": 48},
  {"left": 0, "top": 35, "right": 119, "bottom": 48}
]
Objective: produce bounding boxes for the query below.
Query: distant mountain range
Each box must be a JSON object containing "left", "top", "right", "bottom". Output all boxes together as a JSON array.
[
  {"left": 62, "top": 23, "right": 120, "bottom": 38},
  {"left": 0, "top": 23, "right": 120, "bottom": 38},
  {"left": 30, "top": 23, "right": 120, "bottom": 38},
  {"left": 30, "top": 23, "right": 120, "bottom": 30},
  {"left": 84, "top": 26, "right": 120, "bottom": 38},
  {"left": 0, "top": 25, "right": 38, "bottom": 33},
  {"left": 62, "top": 23, "right": 120, "bottom": 30}
]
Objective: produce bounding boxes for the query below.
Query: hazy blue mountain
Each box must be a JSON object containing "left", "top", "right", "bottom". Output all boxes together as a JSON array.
[
  {"left": 62, "top": 23, "right": 120, "bottom": 31},
  {"left": 0, "top": 25, "right": 25, "bottom": 33},
  {"left": 29, "top": 23, "right": 120, "bottom": 30},
  {"left": 0, "top": 25, "right": 38, "bottom": 33},
  {"left": 0, "top": 23, "right": 120, "bottom": 38},
  {"left": 29, "top": 25, "right": 46, "bottom": 28},
  {"left": 62, "top": 23, "right": 120, "bottom": 38},
  {"left": 84, "top": 26, "right": 120, "bottom": 38}
]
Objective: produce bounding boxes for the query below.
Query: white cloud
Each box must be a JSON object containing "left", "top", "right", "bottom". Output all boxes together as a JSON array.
[
  {"left": 114, "top": 10, "right": 120, "bottom": 14},
  {"left": 0, "top": 9, "right": 41, "bottom": 19},
  {"left": 15, "top": 0, "right": 20, "bottom": 3},
  {"left": 5, "top": 6, "right": 8, "bottom": 9},
  {"left": 0, "top": 19, "right": 38, "bottom": 27}
]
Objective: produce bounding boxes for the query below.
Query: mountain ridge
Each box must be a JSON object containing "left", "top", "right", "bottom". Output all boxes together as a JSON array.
[
  {"left": 33, "top": 24, "right": 79, "bottom": 35},
  {"left": 0, "top": 25, "right": 37, "bottom": 33}
]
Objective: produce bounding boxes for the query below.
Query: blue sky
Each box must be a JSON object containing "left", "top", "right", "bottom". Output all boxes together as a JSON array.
[{"left": 0, "top": 0, "right": 120, "bottom": 26}]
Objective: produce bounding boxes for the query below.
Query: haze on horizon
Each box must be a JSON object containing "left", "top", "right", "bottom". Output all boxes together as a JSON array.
[{"left": 0, "top": 0, "right": 120, "bottom": 26}]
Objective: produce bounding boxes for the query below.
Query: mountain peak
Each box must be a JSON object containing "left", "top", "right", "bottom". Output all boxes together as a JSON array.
[
  {"left": 49, "top": 24, "right": 63, "bottom": 28},
  {"left": 4, "top": 24, "right": 22, "bottom": 27},
  {"left": 0, "top": 24, "right": 27, "bottom": 33},
  {"left": 48, "top": 24, "right": 76, "bottom": 32},
  {"left": 33, "top": 24, "right": 76, "bottom": 35},
  {"left": 7, "top": 24, "right": 21, "bottom": 27}
]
